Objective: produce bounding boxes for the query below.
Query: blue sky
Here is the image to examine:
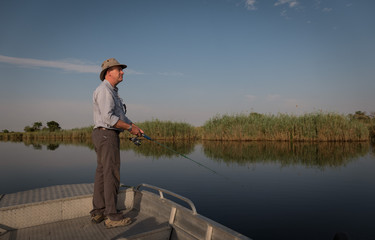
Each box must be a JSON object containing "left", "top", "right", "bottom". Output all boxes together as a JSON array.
[{"left": 1, "top": 0, "right": 374, "bottom": 131}]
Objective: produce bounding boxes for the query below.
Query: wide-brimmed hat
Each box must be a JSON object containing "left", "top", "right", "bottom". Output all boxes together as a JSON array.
[{"left": 100, "top": 58, "right": 127, "bottom": 81}]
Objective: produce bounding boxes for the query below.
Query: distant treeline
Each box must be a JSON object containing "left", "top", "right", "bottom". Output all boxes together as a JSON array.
[{"left": 1, "top": 112, "right": 375, "bottom": 142}]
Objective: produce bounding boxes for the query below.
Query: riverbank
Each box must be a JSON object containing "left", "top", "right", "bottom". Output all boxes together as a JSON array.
[{"left": 1, "top": 112, "right": 374, "bottom": 142}]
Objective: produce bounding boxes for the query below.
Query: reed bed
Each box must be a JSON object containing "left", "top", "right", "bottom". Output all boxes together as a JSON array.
[
  {"left": 202, "top": 112, "right": 369, "bottom": 141},
  {"left": 0, "top": 113, "right": 372, "bottom": 142},
  {"left": 0, "top": 120, "right": 198, "bottom": 141},
  {"left": 128, "top": 119, "right": 198, "bottom": 140},
  {"left": 0, "top": 127, "right": 93, "bottom": 142}
]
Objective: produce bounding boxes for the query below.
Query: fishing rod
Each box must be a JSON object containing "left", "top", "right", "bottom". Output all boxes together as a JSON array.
[
  {"left": 129, "top": 134, "right": 226, "bottom": 178},
  {"left": 129, "top": 134, "right": 253, "bottom": 189}
]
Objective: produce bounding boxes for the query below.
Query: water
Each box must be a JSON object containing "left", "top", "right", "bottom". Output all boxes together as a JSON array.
[{"left": 1, "top": 140, "right": 374, "bottom": 240}]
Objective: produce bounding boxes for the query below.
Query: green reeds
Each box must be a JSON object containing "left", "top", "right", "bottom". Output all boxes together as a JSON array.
[
  {"left": 0, "top": 113, "right": 372, "bottom": 142},
  {"left": 202, "top": 112, "right": 369, "bottom": 141},
  {"left": 127, "top": 119, "right": 198, "bottom": 140}
]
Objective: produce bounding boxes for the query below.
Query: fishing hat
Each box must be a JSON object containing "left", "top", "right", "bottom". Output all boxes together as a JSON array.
[{"left": 100, "top": 58, "right": 127, "bottom": 81}]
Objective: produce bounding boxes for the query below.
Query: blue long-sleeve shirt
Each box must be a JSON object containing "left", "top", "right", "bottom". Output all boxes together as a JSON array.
[{"left": 93, "top": 80, "right": 132, "bottom": 132}]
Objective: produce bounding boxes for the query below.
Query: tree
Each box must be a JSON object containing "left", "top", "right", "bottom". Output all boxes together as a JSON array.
[
  {"left": 353, "top": 111, "right": 370, "bottom": 120},
  {"left": 32, "top": 122, "right": 43, "bottom": 131},
  {"left": 2, "top": 129, "right": 9, "bottom": 133},
  {"left": 46, "top": 121, "right": 61, "bottom": 132},
  {"left": 24, "top": 126, "right": 34, "bottom": 132},
  {"left": 24, "top": 121, "right": 43, "bottom": 132}
]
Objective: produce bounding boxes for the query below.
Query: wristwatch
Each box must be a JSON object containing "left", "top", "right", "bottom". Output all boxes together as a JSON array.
[{"left": 127, "top": 124, "right": 132, "bottom": 132}]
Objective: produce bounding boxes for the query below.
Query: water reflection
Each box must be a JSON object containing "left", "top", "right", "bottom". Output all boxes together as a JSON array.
[
  {"left": 128, "top": 140, "right": 196, "bottom": 158},
  {"left": 203, "top": 141, "right": 370, "bottom": 169},
  {"left": 2, "top": 138, "right": 371, "bottom": 168},
  {"left": 23, "top": 141, "right": 60, "bottom": 151},
  {"left": 46, "top": 143, "right": 60, "bottom": 150},
  {"left": 9, "top": 138, "right": 197, "bottom": 158},
  {"left": 21, "top": 138, "right": 94, "bottom": 151}
]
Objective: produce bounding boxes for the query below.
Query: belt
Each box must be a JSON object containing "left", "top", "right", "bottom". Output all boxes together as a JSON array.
[{"left": 96, "top": 127, "right": 120, "bottom": 134}]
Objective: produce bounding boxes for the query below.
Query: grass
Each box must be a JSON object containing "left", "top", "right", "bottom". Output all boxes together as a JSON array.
[
  {"left": 127, "top": 119, "right": 198, "bottom": 140},
  {"left": 202, "top": 112, "right": 370, "bottom": 141},
  {"left": 0, "top": 112, "right": 373, "bottom": 142}
]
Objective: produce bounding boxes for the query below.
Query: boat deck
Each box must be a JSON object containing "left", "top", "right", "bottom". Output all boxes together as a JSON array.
[
  {"left": 0, "top": 183, "right": 251, "bottom": 240},
  {"left": 2, "top": 209, "right": 170, "bottom": 240}
]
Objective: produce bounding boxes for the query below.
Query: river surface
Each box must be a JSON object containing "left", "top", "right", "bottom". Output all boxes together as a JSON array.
[{"left": 0, "top": 140, "right": 374, "bottom": 240}]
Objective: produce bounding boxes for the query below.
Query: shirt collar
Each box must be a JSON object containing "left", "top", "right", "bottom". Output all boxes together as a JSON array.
[{"left": 103, "top": 79, "right": 118, "bottom": 92}]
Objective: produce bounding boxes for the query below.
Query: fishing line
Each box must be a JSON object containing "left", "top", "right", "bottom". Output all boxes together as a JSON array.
[{"left": 129, "top": 134, "right": 230, "bottom": 181}]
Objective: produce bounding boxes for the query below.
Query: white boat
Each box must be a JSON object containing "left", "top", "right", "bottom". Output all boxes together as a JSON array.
[{"left": 0, "top": 183, "right": 251, "bottom": 240}]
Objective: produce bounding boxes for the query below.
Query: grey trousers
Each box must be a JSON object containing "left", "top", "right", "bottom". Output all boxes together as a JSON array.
[{"left": 90, "top": 128, "right": 123, "bottom": 220}]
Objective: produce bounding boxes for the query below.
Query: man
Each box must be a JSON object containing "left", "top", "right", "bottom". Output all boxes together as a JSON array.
[{"left": 90, "top": 58, "right": 143, "bottom": 228}]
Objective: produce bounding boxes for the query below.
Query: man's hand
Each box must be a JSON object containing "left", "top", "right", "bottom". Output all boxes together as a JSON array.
[
  {"left": 114, "top": 120, "right": 144, "bottom": 136},
  {"left": 129, "top": 123, "right": 144, "bottom": 137}
]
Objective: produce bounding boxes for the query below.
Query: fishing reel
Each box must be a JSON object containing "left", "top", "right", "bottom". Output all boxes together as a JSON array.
[{"left": 129, "top": 136, "right": 142, "bottom": 146}]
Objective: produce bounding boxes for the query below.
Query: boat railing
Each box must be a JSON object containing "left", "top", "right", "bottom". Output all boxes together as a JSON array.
[{"left": 135, "top": 183, "right": 197, "bottom": 215}]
